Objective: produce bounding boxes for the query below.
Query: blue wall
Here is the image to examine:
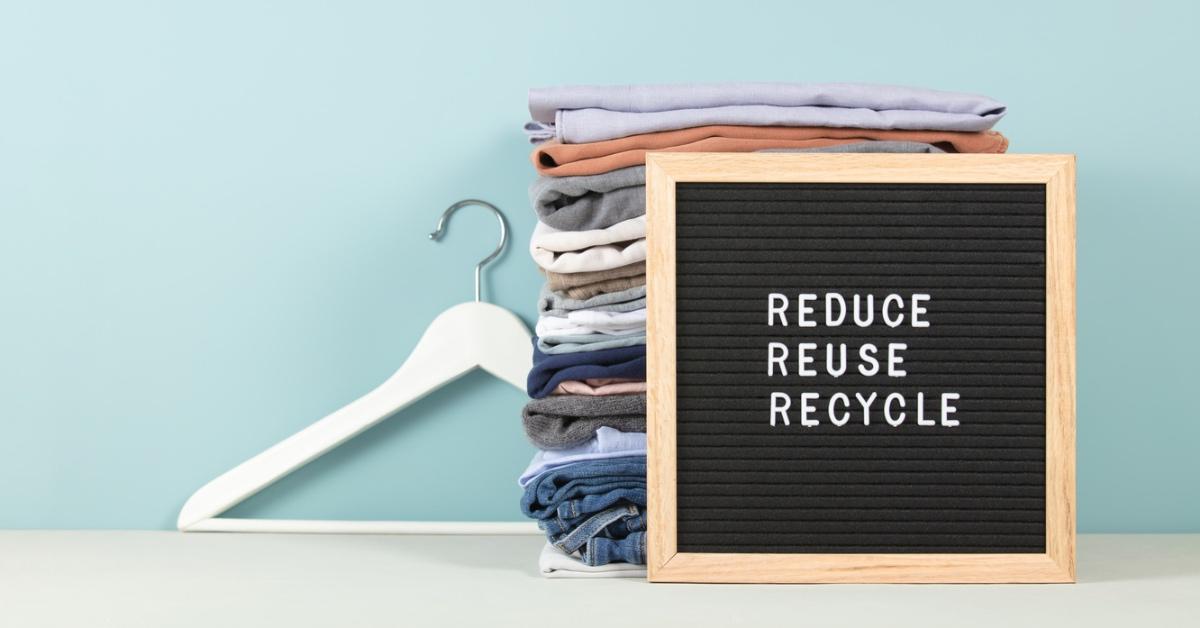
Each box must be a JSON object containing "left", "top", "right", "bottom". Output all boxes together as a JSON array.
[{"left": 1, "top": 0, "right": 1196, "bottom": 531}]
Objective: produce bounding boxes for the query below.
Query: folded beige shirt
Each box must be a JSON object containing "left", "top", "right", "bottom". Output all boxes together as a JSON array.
[
  {"left": 557, "top": 275, "right": 646, "bottom": 300},
  {"left": 542, "top": 262, "right": 644, "bottom": 290}
]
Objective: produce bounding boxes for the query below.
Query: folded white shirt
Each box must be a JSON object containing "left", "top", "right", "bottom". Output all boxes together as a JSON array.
[
  {"left": 535, "top": 308, "right": 647, "bottom": 337},
  {"left": 538, "top": 542, "right": 647, "bottom": 579},
  {"left": 529, "top": 217, "right": 647, "bottom": 273}
]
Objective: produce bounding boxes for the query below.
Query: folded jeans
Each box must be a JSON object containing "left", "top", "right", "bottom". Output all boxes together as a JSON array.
[
  {"left": 543, "top": 503, "right": 647, "bottom": 567},
  {"left": 520, "top": 456, "right": 647, "bottom": 521}
]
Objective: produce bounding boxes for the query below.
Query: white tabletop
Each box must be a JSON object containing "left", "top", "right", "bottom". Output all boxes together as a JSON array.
[{"left": 2, "top": 532, "right": 1196, "bottom": 627}]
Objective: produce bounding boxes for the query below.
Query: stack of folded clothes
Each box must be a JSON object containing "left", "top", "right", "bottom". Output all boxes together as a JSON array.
[{"left": 518, "top": 82, "right": 1008, "bottom": 578}]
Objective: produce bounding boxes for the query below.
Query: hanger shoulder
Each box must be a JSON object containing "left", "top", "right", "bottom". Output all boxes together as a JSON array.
[
  {"left": 177, "top": 302, "right": 532, "bottom": 530},
  {"left": 177, "top": 358, "right": 474, "bottom": 529}
]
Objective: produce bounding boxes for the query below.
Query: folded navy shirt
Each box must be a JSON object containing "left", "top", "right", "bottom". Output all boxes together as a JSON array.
[{"left": 527, "top": 340, "right": 646, "bottom": 398}]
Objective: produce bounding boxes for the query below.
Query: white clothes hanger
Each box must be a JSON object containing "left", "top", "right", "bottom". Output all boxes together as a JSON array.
[{"left": 179, "top": 200, "right": 538, "bottom": 534}]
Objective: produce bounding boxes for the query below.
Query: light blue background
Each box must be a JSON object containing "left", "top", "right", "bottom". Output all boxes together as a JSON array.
[{"left": 1, "top": 0, "right": 1196, "bottom": 531}]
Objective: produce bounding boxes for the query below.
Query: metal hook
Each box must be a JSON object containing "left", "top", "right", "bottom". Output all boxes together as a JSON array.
[{"left": 427, "top": 199, "right": 509, "bottom": 303}]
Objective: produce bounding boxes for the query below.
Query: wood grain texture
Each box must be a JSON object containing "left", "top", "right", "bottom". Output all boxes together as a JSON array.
[
  {"left": 656, "top": 552, "right": 1070, "bottom": 584},
  {"left": 646, "top": 158, "right": 679, "bottom": 577},
  {"left": 647, "top": 152, "right": 1072, "bottom": 184},
  {"left": 645, "top": 152, "right": 1076, "bottom": 583},
  {"left": 1044, "top": 156, "right": 1078, "bottom": 581}
]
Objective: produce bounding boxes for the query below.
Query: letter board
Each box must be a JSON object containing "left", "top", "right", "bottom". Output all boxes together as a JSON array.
[{"left": 645, "top": 153, "right": 1075, "bottom": 583}]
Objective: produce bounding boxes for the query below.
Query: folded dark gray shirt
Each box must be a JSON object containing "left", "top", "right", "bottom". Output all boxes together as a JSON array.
[
  {"left": 530, "top": 165, "right": 646, "bottom": 231},
  {"left": 522, "top": 394, "right": 647, "bottom": 450}
]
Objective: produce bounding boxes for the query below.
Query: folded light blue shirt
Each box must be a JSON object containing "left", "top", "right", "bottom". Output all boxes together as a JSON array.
[
  {"left": 526, "top": 81, "right": 1006, "bottom": 143},
  {"left": 519, "top": 427, "right": 647, "bottom": 487}
]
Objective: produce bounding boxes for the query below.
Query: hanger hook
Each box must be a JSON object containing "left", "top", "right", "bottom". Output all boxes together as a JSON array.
[{"left": 427, "top": 199, "right": 509, "bottom": 303}]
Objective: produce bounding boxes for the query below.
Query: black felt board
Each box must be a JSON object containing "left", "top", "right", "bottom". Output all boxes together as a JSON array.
[{"left": 673, "top": 182, "right": 1047, "bottom": 554}]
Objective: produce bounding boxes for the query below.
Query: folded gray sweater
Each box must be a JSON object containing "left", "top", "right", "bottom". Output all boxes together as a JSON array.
[
  {"left": 530, "top": 165, "right": 646, "bottom": 231},
  {"left": 529, "top": 141, "right": 948, "bottom": 231},
  {"left": 522, "top": 394, "right": 647, "bottom": 450}
]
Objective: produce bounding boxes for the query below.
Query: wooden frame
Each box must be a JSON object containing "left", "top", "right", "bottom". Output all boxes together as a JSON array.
[{"left": 645, "top": 153, "right": 1076, "bottom": 583}]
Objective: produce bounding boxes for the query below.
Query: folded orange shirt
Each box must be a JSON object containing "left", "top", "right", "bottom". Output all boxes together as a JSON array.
[{"left": 531, "top": 125, "right": 1009, "bottom": 176}]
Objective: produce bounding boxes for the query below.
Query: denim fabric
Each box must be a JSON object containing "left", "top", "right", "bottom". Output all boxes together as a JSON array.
[
  {"left": 521, "top": 457, "right": 648, "bottom": 565},
  {"left": 542, "top": 503, "right": 647, "bottom": 567},
  {"left": 542, "top": 502, "right": 644, "bottom": 549},
  {"left": 585, "top": 531, "right": 646, "bottom": 566},
  {"left": 527, "top": 340, "right": 645, "bottom": 398},
  {"left": 519, "top": 456, "right": 647, "bottom": 521}
]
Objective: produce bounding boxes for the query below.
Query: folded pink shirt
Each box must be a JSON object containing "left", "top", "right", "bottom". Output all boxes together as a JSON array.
[{"left": 552, "top": 378, "right": 648, "bottom": 396}]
